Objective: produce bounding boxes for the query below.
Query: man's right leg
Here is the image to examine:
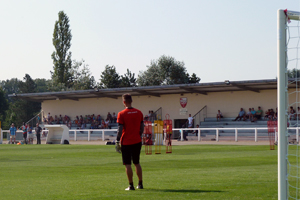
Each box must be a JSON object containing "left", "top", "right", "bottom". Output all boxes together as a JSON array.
[{"left": 134, "top": 163, "right": 143, "bottom": 189}]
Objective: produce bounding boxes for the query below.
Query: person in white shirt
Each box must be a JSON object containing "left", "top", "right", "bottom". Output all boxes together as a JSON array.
[{"left": 187, "top": 114, "right": 193, "bottom": 128}]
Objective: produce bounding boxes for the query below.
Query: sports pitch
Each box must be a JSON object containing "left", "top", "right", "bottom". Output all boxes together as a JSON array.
[{"left": 0, "top": 144, "right": 277, "bottom": 200}]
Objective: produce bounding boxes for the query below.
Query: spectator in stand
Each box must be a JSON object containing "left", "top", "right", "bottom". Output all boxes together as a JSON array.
[
  {"left": 67, "top": 120, "right": 72, "bottom": 129},
  {"left": 216, "top": 110, "right": 223, "bottom": 121},
  {"left": 81, "top": 122, "right": 86, "bottom": 130},
  {"left": 47, "top": 112, "right": 51, "bottom": 122},
  {"left": 112, "top": 112, "right": 117, "bottom": 123},
  {"left": 58, "top": 114, "right": 62, "bottom": 122},
  {"left": 289, "top": 106, "right": 296, "bottom": 120},
  {"left": 245, "top": 108, "right": 252, "bottom": 121},
  {"left": 250, "top": 108, "right": 256, "bottom": 121},
  {"left": 233, "top": 108, "right": 246, "bottom": 121},
  {"left": 107, "top": 112, "right": 112, "bottom": 122},
  {"left": 97, "top": 115, "right": 101, "bottom": 123},
  {"left": 192, "top": 124, "right": 200, "bottom": 136},
  {"left": 252, "top": 106, "right": 263, "bottom": 122},
  {"left": 79, "top": 115, "right": 83, "bottom": 124},
  {"left": 105, "top": 118, "right": 110, "bottom": 129},
  {"left": 297, "top": 107, "right": 300, "bottom": 120},
  {"left": 43, "top": 116, "right": 47, "bottom": 124},
  {"left": 269, "top": 109, "right": 275, "bottom": 120},
  {"left": 9, "top": 123, "right": 17, "bottom": 144},
  {"left": 54, "top": 115, "right": 58, "bottom": 124},
  {"left": 274, "top": 108, "right": 278, "bottom": 120},
  {"left": 264, "top": 109, "right": 271, "bottom": 120},
  {"left": 48, "top": 116, "right": 54, "bottom": 124},
  {"left": 102, "top": 119, "right": 106, "bottom": 129}
]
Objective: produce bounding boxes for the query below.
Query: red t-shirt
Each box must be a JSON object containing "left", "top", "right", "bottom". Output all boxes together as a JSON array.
[{"left": 117, "top": 107, "right": 143, "bottom": 145}]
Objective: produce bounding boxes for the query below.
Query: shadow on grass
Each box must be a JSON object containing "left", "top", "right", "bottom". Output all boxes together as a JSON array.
[{"left": 147, "top": 189, "right": 223, "bottom": 193}]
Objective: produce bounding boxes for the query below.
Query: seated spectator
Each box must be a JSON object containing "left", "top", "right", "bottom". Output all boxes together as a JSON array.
[
  {"left": 100, "top": 120, "right": 106, "bottom": 129},
  {"left": 105, "top": 118, "right": 110, "bottom": 129},
  {"left": 297, "top": 107, "right": 300, "bottom": 120},
  {"left": 81, "top": 122, "right": 86, "bottom": 129},
  {"left": 107, "top": 112, "right": 112, "bottom": 122},
  {"left": 192, "top": 124, "right": 200, "bottom": 136},
  {"left": 112, "top": 112, "right": 117, "bottom": 123},
  {"left": 274, "top": 108, "right": 278, "bottom": 120},
  {"left": 233, "top": 108, "right": 246, "bottom": 121},
  {"left": 289, "top": 106, "right": 296, "bottom": 120},
  {"left": 216, "top": 110, "right": 223, "bottom": 121},
  {"left": 268, "top": 109, "right": 275, "bottom": 120},
  {"left": 58, "top": 114, "right": 62, "bottom": 122},
  {"left": 252, "top": 106, "right": 263, "bottom": 122},
  {"left": 264, "top": 109, "right": 271, "bottom": 120},
  {"left": 67, "top": 120, "right": 72, "bottom": 129},
  {"left": 250, "top": 108, "right": 256, "bottom": 121},
  {"left": 43, "top": 116, "right": 47, "bottom": 124},
  {"left": 245, "top": 108, "right": 252, "bottom": 121},
  {"left": 97, "top": 115, "right": 101, "bottom": 122}
]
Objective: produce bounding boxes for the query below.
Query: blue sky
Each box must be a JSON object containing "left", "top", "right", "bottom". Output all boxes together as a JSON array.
[{"left": 0, "top": 0, "right": 299, "bottom": 83}]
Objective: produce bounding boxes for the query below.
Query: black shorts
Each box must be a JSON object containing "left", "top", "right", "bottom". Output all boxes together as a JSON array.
[
  {"left": 255, "top": 114, "right": 261, "bottom": 119},
  {"left": 121, "top": 142, "right": 142, "bottom": 165}
]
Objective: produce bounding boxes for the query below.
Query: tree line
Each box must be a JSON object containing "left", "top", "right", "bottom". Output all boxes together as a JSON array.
[{"left": 0, "top": 11, "right": 200, "bottom": 129}]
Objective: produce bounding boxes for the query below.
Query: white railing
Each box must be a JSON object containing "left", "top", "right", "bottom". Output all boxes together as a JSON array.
[
  {"left": 173, "top": 127, "right": 300, "bottom": 142},
  {"left": 1, "top": 127, "right": 299, "bottom": 144}
]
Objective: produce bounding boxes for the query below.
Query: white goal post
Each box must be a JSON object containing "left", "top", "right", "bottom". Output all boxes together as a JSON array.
[{"left": 278, "top": 9, "right": 300, "bottom": 200}]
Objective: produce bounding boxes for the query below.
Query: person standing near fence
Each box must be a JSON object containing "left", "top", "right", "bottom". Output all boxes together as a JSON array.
[
  {"left": 22, "top": 122, "right": 27, "bottom": 144},
  {"left": 27, "top": 125, "right": 33, "bottom": 144},
  {"left": 35, "top": 123, "right": 42, "bottom": 144},
  {"left": 115, "top": 93, "right": 144, "bottom": 191},
  {"left": 9, "top": 123, "right": 17, "bottom": 144}
]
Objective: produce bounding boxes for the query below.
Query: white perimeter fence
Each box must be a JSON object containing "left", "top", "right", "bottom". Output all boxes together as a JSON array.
[{"left": 1, "top": 127, "right": 299, "bottom": 144}]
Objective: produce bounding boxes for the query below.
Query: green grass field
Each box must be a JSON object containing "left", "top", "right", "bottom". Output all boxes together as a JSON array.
[{"left": 0, "top": 144, "right": 277, "bottom": 200}]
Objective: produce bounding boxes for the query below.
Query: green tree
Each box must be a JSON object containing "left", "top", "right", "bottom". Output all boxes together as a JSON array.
[
  {"left": 0, "top": 78, "right": 20, "bottom": 99},
  {"left": 137, "top": 55, "right": 200, "bottom": 86},
  {"left": 70, "top": 60, "right": 96, "bottom": 90},
  {"left": 35, "top": 78, "right": 50, "bottom": 93},
  {"left": 288, "top": 68, "right": 300, "bottom": 78},
  {"left": 137, "top": 62, "right": 162, "bottom": 86},
  {"left": 6, "top": 74, "right": 41, "bottom": 128},
  {"left": 187, "top": 73, "right": 201, "bottom": 83},
  {"left": 99, "top": 65, "right": 121, "bottom": 88},
  {"left": 120, "top": 69, "right": 136, "bottom": 87},
  {"left": 0, "top": 87, "right": 9, "bottom": 126},
  {"left": 51, "top": 11, "right": 73, "bottom": 88}
]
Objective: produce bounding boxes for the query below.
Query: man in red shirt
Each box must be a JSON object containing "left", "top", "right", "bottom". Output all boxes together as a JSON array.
[{"left": 116, "top": 93, "right": 144, "bottom": 191}]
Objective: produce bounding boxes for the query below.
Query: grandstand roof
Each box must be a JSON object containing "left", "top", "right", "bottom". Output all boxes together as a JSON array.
[{"left": 8, "top": 79, "right": 283, "bottom": 102}]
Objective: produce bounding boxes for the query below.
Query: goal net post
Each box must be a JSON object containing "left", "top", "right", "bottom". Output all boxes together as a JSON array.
[{"left": 278, "top": 9, "right": 300, "bottom": 200}]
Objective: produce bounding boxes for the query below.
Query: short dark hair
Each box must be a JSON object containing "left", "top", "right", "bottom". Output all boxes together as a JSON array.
[{"left": 122, "top": 93, "right": 132, "bottom": 103}]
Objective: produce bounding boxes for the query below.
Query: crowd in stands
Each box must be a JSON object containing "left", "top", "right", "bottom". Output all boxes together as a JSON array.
[
  {"left": 216, "top": 106, "right": 280, "bottom": 122},
  {"left": 43, "top": 112, "right": 117, "bottom": 129}
]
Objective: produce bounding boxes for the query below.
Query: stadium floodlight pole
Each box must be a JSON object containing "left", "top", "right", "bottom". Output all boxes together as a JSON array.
[
  {"left": 278, "top": 9, "right": 300, "bottom": 200},
  {"left": 277, "top": 9, "right": 288, "bottom": 200}
]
